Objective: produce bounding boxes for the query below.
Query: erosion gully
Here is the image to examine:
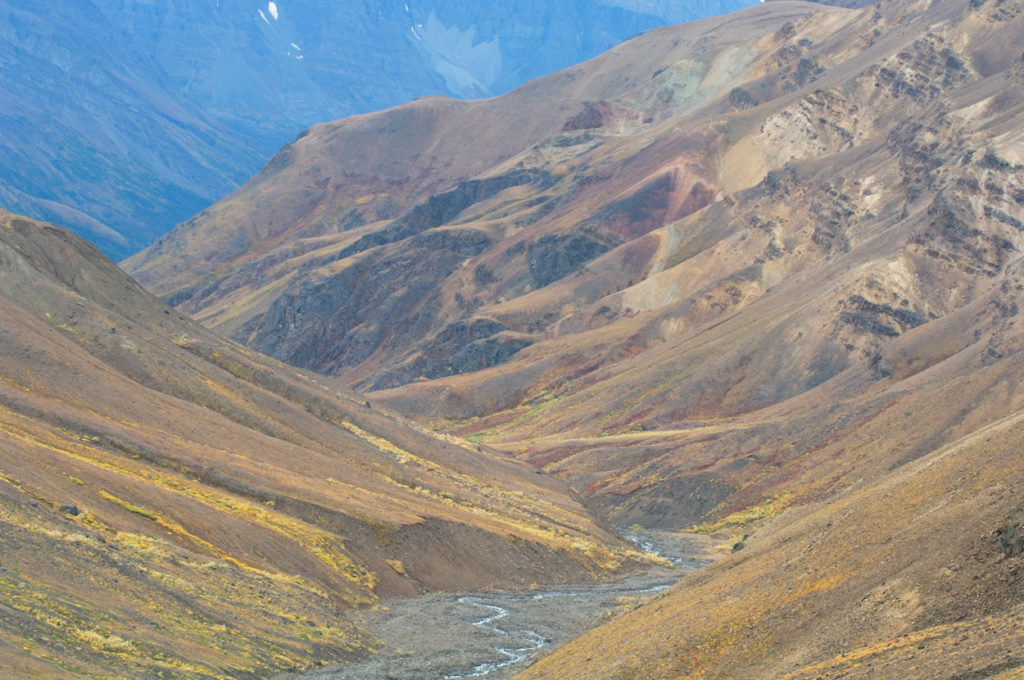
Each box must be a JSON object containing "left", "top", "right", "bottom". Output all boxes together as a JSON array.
[{"left": 279, "top": 531, "right": 712, "bottom": 680}]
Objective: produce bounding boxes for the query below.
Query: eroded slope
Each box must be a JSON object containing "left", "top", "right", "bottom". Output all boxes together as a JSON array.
[{"left": 128, "top": 0, "right": 1024, "bottom": 536}]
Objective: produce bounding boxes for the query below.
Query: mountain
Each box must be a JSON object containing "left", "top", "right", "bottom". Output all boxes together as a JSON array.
[
  {"left": 124, "top": 0, "right": 836, "bottom": 357},
  {"left": 127, "top": 0, "right": 1024, "bottom": 674},
  {"left": 126, "top": 0, "right": 1024, "bottom": 523},
  {"left": 0, "top": 210, "right": 647, "bottom": 678},
  {"left": 0, "top": 0, "right": 262, "bottom": 259},
  {"left": 0, "top": 0, "right": 755, "bottom": 259}
]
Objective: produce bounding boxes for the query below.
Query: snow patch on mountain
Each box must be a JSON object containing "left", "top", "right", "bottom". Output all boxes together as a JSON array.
[{"left": 414, "top": 12, "right": 501, "bottom": 98}]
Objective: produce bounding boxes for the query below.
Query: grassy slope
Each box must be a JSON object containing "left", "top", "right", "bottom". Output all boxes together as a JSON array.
[
  {"left": 0, "top": 211, "right": 648, "bottom": 678},
  {"left": 515, "top": 396, "right": 1024, "bottom": 678}
]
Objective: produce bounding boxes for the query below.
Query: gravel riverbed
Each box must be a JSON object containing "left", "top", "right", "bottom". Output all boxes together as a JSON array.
[{"left": 277, "top": 531, "right": 715, "bottom": 680}]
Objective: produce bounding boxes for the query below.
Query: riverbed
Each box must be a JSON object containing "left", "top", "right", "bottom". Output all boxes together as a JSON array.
[{"left": 277, "top": 531, "right": 715, "bottom": 680}]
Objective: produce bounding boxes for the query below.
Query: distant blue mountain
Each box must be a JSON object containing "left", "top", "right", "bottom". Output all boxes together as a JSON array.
[{"left": 0, "top": 0, "right": 757, "bottom": 258}]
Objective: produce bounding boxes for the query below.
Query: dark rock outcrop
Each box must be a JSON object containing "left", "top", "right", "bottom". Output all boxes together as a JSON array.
[
  {"left": 564, "top": 101, "right": 606, "bottom": 131},
  {"left": 527, "top": 234, "right": 611, "bottom": 288},
  {"left": 995, "top": 522, "right": 1024, "bottom": 558},
  {"left": 597, "top": 474, "right": 734, "bottom": 530},
  {"left": 370, "top": 318, "right": 535, "bottom": 390},
  {"left": 840, "top": 294, "right": 928, "bottom": 338}
]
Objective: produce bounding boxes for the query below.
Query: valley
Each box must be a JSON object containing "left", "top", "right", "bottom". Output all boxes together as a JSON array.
[
  {"left": 3, "top": 0, "right": 1024, "bottom": 677},
  {"left": 126, "top": 0, "right": 1024, "bottom": 547},
  {"left": 279, "top": 531, "right": 714, "bottom": 680}
]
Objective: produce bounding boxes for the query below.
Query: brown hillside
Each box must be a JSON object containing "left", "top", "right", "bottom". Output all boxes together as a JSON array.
[
  {"left": 130, "top": 0, "right": 1024, "bottom": 530},
  {"left": 0, "top": 212, "right": 645, "bottom": 679},
  {"left": 514, "top": 405, "right": 1024, "bottom": 678},
  {"left": 123, "top": 0, "right": 1024, "bottom": 674}
]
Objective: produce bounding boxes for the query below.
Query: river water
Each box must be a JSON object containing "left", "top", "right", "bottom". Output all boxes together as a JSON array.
[{"left": 278, "top": 531, "right": 713, "bottom": 680}]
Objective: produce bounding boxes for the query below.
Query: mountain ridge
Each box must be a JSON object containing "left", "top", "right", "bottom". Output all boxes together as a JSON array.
[{"left": 0, "top": 0, "right": 756, "bottom": 258}]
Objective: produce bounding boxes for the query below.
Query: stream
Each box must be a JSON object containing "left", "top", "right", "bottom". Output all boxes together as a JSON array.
[
  {"left": 442, "top": 596, "right": 548, "bottom": 679},
  {"left": 278, "top": 531, "right": 713, "bottom": 680}
]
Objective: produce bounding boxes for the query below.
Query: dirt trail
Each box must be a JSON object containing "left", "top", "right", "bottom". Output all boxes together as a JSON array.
[{"left": 278, "top": 532, "right": 715, "bottom": 680}]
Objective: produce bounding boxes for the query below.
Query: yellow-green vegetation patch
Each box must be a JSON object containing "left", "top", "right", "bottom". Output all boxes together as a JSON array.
[
  {"left": 0, "top": 500, "right": 377, "bottom": 680},
  {"left": 98, "top": 490, "right": 160, "bottom": 521},
  {"left": 7, "top": 417, "right": 376, "bottom": 598},
  {"left": 339, "top": 419, "right": 648, "bottom": 571},
  {"left": 693, "top": 492, "right": 792, "bottom": 534}
]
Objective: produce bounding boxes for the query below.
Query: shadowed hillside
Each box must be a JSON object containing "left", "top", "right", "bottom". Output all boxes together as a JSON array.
[{"left": 0, "top": 211, "right": 647, "bottom": 678}]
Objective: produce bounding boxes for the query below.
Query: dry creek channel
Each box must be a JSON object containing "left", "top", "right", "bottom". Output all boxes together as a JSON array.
[{"left": 278, "top": 531, "right": 713, "bottom": 680}]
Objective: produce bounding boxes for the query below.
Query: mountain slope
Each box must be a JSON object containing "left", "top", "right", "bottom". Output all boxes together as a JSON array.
[
  {"left": 0, "top": 211, "right": 645, "bottom": 679},
  {"left": 515, "top": 404, "right": 1024, "bottom": 678},
  {"left": 0, "top": 0, "right": 261, "bottom": 258},
  {"left": 0, "top": 0, "right": 755, "bottom": 258},
  {"left": 125, "top": 0, "right": 852, "bottom": 354},
  {"left": 124, "top": 0, "right": 1024, "bottom": 673},
  {"left": 128, "top": 0, "right": 1024, "bottom": 530}
]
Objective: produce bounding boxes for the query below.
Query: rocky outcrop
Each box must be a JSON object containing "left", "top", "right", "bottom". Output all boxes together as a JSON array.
[
  {"left": 995, "top": 522, "right": 1024, "bottom": 558},
  {"left": 564, "top": 101, "right": 607, "bottom": 131},
  {"left": 527, "top": 234, "right": 612, "bottom": 288},
  {"left": 595, "top": 474, "right": 734, "bottom": 530},
  {"left": 242, "top": 228, "right": 494, "bottom": 374},
  {"left": 840, "top": 294, "right": 929, "bottom": 338},
  {"left": 333, "top": 169, "right": 555, "bottom": 262},
  {"left": 369, "top": 318, "right": 534, "bottom": 390}
]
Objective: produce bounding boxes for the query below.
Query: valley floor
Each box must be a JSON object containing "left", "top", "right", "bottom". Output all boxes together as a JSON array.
[{"left": 277, "top": 532, "right": 716, "bottom": 680}]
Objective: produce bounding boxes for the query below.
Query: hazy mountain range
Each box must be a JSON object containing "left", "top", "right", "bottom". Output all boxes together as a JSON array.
[{"left": 0, "top": 0, "right": 755, "bottom": 259}]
